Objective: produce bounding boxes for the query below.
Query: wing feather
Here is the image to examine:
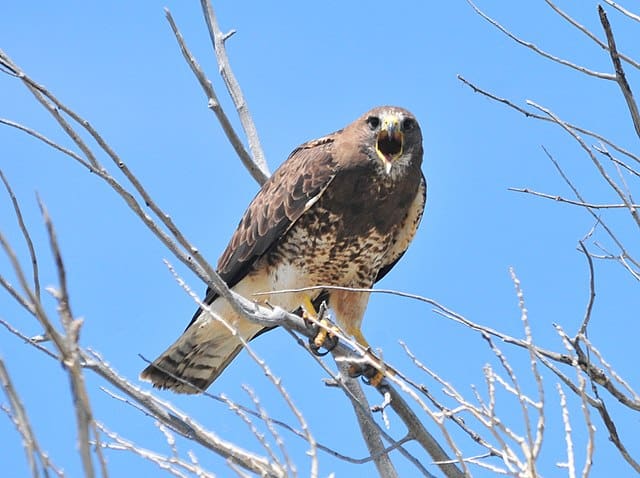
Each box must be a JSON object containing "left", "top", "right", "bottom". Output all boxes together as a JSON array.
[{"left": 192, "top": 134, "right": 338, "bottom": 322}]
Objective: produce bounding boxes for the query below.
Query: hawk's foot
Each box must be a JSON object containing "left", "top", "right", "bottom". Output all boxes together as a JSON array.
[
  {"left": 347, "top": 350, "right": 387, "bottom": 387},
  {"left": 308, "top": 319, "right": 339, "bottom": 356},
  {"left": 363, "top": 368, "right": 386, "bottom": 387},
  {"left": 302, "top": 298, "right": 339, "bottom": 356}
]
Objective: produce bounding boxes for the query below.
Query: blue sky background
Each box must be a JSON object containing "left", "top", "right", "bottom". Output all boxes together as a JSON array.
[{"left": 1, "top": 1, "right": 639, "bottom": 477}]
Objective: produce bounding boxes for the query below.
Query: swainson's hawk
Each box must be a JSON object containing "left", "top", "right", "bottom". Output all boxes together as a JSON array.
[{"left": 141, "top": 106, "right": 426, "bottom": 393}]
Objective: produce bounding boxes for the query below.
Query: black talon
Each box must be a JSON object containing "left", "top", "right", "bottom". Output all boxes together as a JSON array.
[
  {"left": 360, "top": 364, "right": 381, "bottom": 385},
  {"left": 347, "top": 363, "right": 365, "bottom": 378},
  {"left": 307, "top": 325, "right": 339, "bottom": 356},
  {"left": 346, "top": 354, "right": 386, "bottom": 386},
  {"left": 325, "top": 333, "right": 339, "bottom": 351},
  {"left": 309, "top": 339, "right": 332, "bottom": 356}
]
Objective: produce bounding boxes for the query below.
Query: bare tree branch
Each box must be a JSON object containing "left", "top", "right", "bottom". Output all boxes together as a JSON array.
[
  {"left": 199, "top": 0, "right": 270, "bottom": 179},
  {"left": 599, "top": 5, "right": 640, "bottom": 137},
  {"left": 287, "top": 330, "right": 432, "bottom": 474},
  {"left": 164, "top": 9, "right": 268, "bottom": 186},
  {"left": 336, "top": 362, "right": 399, "bottom": 478},
  {"left": 36, "top": 199, "right": 107, "bottom": 478},
  {"left": 384, "top": 385, "right": 465, "bottom": 478},
  {"left": 3, "top": 2, "right": 640, "bottom": 476},
  {"left": 96, "top": 422, "right": 215, "bottom": 478},
  {"left": 89, "top": 354, "right": 286, "bottom": 477},
  {"left": 603, "top": 0, "right": 640, "bottom": 24},
  {"left": 559, "top": 333, "right": 640, "bottom": 472}
]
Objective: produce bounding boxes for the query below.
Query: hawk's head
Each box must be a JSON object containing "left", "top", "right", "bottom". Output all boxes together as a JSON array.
[{"left": 352, "top": 106, "right": 423, "bottom": 178}]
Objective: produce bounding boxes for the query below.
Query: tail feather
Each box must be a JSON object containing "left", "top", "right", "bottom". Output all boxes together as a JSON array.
[{"left": 140, "top": 312, "right": 264, "bottom": 393}]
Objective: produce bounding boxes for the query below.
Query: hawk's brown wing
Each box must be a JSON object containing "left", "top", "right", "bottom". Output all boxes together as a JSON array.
[{"left": 188, "top": 133, "right": 340, "bottom": 328}]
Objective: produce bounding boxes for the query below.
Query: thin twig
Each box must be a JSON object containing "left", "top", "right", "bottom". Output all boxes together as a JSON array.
[
  {"left": 263, "top": 284, "right": 580, "bottom": 366},
  {"left": 242, "top": 386, "right": 296, "bottom": 477},
  {"left": 0, "top": 318, "right": 59, "bottom": 360},
  {"left": 576, "top": 242, "right": 596, "bottom": 336},
  {"left": 603, "top": 1, "right": 640, "bottom": 24},
  {"left": 465, "top": 0, "right": 615, "bottom": 79},
  {"left": 96, "top": 422, "right": 215, "bottom": 478},
  {"left": 508, "top": 187, "right": 639, "bottom": 208},
  {"left": 400, "top": 342, "right": 497, "bottom": 454},
  {"left": 0, "top": 272, "right": 35, "bottom": 315},
  {"left": 527, "top": 101, "right": 640, "bottom": 229},
  {"left": 0, "top": 357, "right": 58, "bottom": 478},
  {"left": 510, "top": 268, "right": 545, "bottom": 468},
  {"left": 540, "top": 145, "right": 640, "bottom": 271},
  {"left": 576, "top": 373, "right": 595, "bottom": 478},
  {"left": 0, "top": 118, "right": 94, "bottom": 170},
  {"left": 457, "top": 76, "right": 640, "bottom": 165},
  {"left": 0, "top": 228, "right": 66, "bottom": 363},
  {"left": 604, "top": 151, "right": 640, "bottom": 178},
  {"left": 220, "top": 390, "right": 284, "bottom": 473},
  {"left": 0, "top": 171, "right": 41, "bottom": 300},
  {"left": 544, "top": 0, "right": 640, "bottom": 69},
  {"left": 557, "top": 384, "right": 576, "bottom": 478}
]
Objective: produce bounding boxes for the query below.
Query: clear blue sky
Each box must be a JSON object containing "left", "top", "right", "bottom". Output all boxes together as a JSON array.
[{"left": 1, "top": 2, "right": 638, "bottom": 477}]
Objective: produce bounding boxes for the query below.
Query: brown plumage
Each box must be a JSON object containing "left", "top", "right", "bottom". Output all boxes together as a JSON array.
[{"left": 140, "top": 106, "right": 427, "bottom": 393}]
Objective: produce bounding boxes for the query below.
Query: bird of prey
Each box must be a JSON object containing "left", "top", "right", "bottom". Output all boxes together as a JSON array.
[{"left": 141, "top": 105, "right": 426, "bottom": 393}]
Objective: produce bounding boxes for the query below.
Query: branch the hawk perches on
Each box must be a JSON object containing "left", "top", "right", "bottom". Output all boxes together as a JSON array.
[{"left": 141, "top": 106, "right": 427, "bottom": 393}]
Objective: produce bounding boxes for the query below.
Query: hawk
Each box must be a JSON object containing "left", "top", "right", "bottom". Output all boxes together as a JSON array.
[{"left": 141, "top": 106, "right": 426, "bottom": 393}]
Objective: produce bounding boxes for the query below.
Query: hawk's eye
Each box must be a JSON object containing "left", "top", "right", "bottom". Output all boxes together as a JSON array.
[
  {"left": 402, "top": 118, "right": 416, "bottom": 131},
  {"left": 367, "top": 116, "right": 380, "bottom": 130}
]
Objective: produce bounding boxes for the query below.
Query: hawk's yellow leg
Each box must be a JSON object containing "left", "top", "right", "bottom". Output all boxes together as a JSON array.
[
  {"left": 302, "top": 297, "right": 386, "bottom": 387},
  {"left": 340, "top": 321, "right": 387, "bottom": 386}
]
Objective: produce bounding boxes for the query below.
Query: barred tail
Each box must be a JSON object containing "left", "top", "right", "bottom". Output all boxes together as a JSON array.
[{"left": 140, "top": 310, "right": 264, "bottom": 393}]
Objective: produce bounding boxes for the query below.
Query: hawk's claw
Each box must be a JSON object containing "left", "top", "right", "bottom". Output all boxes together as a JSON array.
[
  {"left": 347, "top": 354, "right": 386, "bottom": 387},
  {"left": 307, "top": 321, "right": 339, "bottom": 356},
  {"left": 362, "top": 367, "right": 385, "bottom": 387},
  {"left": 309, "top": 339, "right": 331, "bottom": 356},
  {"left": 302, "top": 300, "right": 339, "bottom": 356},
  {"left": 325, "top": 333, "right": 339, "bottom": 351}
]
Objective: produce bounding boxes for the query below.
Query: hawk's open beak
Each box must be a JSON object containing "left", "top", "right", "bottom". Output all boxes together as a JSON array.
[{"left": 375, "top": 114, "right": 404, "bottom": 174}]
